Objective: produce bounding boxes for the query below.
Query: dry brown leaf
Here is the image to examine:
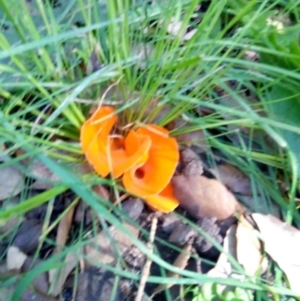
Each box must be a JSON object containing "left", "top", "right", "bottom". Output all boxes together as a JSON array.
[
  {"left": 172, "top": 174, "right": 243, "bottom": 220},
  {"left": 251, "top": 213, "right": 300, "bottom": 294},
  {"left": 84, "top": 223, "right": 139, "bottom": 266},
  {"left": 208, "top": 225, "right": 237, "bottom": 278},
  {"left": 236, "top": 216, "right": 262, "bottom": 276},
  {"left": 6, "top": 246, "right": 27, "bottom": 271},
  {"left": 0, "top": 166, "right": 24, "bottom": 200},
  {"left": 48, "top": 253, "right": 79, "bottom": 297},
  {"left": 48, "top": 205, "right": 78, "bottom": 296},
  {"left": 209, "top": 163, "right": 252, "bottom": 196},
  {"left": 53, "top": 205, "right": 77, "bottom": 254},
  {"left": 207, "top": 225, "right": 246, "bottom": 294},
  {"left": 151, "top": 239, "right": 193, "bottom": 298}
]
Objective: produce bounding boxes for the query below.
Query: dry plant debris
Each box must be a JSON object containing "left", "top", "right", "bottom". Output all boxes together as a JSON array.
[
  {"left": 53, "top": 203, "right": 77, "bottom": 254},
  {"left": 151, "top": 237, "right": 194, "bottom": 298},
  {"left": 207, "top": 224, "right": 238, "bottom": 280},
  {"left": 49, "top": 253, "right": 79, "bottom": 297},
  {"left": 235, "top": 216, "right": 262, "bottom": 276},
  {"left": 135, "top": 214, "right": 157, "bottom": 301},
  {"left": 251, "top": 213, "right": 300, "bottom": 294}
]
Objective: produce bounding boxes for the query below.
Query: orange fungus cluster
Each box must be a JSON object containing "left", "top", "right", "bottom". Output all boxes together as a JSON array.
[{"left": 80, "top": 106, "right": 180, "bottom": 212}]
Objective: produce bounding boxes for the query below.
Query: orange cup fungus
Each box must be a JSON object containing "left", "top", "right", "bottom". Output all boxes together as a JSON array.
[{"left": 80, "top": 105, "right": 179, "bottom": 212}]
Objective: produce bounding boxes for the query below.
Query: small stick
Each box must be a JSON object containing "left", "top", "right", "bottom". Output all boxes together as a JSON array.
[
  {"left": 150, "top": 237, "right": 194, "bottom": 298},
  {"left": 98, "top": 76, "right": 123, "bottom": 107},
  {"left": 134, "top": 214, "right": 158, "bottom": 301}
]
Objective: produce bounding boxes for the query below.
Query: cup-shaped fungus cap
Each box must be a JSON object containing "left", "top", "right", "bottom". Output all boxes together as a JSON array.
[
  {"left": 123, "top": 124, "right": 179, "bottom": 196},
  {"left": 80, "top": 106, "right": 151, "bottom": 178}
]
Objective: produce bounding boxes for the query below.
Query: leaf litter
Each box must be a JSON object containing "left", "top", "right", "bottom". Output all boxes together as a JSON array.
[
  {"left": 3, "top": 141, "right": 299, "bottom": 300},
  {"left": 251, "top": 214, "right": 300, "bottom": 294}
]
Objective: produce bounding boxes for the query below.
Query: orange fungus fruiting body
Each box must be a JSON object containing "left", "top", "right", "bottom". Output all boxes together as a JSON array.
[{"left": 80, "top": 106, "right": 179, "bottom": 212}]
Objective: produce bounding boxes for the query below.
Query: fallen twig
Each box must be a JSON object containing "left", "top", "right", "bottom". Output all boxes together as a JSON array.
[{"left": 134, "top": 214, "right": 158, "bottom": 301}]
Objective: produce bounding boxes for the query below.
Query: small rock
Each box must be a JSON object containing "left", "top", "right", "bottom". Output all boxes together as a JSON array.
[
  {"left": 6, "top": 246, "right": 27, "bottom": 271},
  {"left": 121, "top": 198, "right": 144, "bottom": 221},
  {"left": 13, "top": 219, "right": 42, "bottom": 254}
]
